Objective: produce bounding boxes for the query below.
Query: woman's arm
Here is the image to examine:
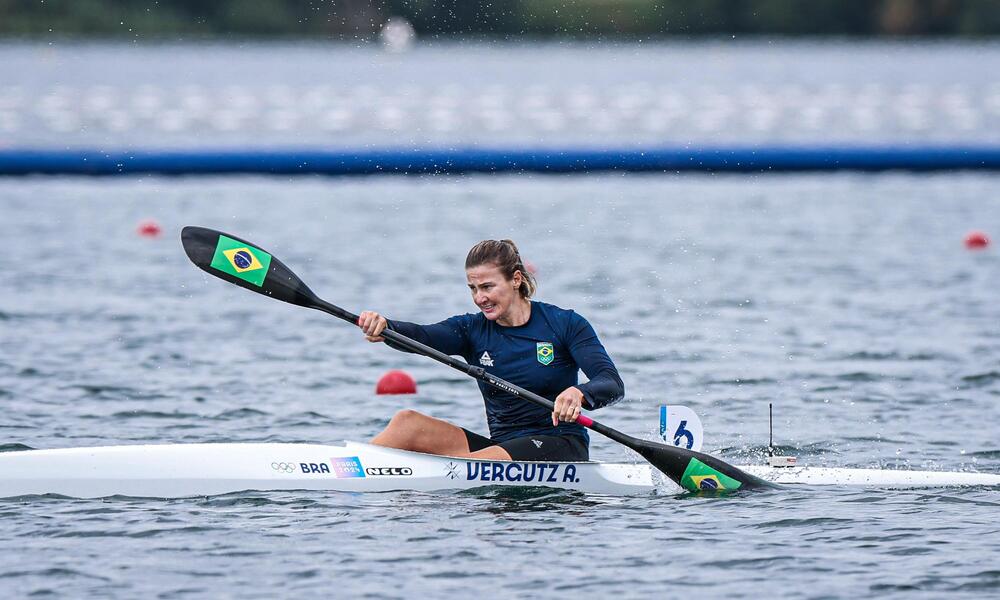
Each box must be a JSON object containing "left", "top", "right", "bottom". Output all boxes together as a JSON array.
[
  {"left": 564, "top": 314, "right": 625, "bottom": 410},
  {"left": 357, "top": 311, "right": 471, "bottom": 357}
]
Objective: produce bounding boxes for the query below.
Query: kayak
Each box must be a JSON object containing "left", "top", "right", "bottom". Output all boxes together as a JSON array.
[
  {"left": 0, "top": 441, "right": 655, "bottom": 498},
  {"left": 1, "top": 441, "right": 997, "bottom": 499}
]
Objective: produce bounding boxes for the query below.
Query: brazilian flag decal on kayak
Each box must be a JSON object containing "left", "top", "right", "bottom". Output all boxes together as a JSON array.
[
  {"left": 209, "top": 235, "right": 272, "bottom": 287},
  {"left": 680, "top": 458, "right": 742, "bottom": 491},
  {"left": 536, "top": 342, "right": 554, "bottom": 365}
]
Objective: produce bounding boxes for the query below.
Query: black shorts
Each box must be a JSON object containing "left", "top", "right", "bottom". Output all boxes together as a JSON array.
[{"left": 463, "top": 429, "right": 589, "bottom": 462}]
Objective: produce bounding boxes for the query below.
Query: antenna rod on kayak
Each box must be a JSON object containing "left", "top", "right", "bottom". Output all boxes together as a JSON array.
[
  {"left": 768, "top": 403, "right": 773, "bottom": 456},
  {"left": 768, "top": 403, "right": 798, "bottom": 468}
]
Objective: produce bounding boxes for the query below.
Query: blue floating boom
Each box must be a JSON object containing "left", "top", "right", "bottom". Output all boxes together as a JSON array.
[{"left": 1, "top": 145, "right": 999, "bottom": 175}]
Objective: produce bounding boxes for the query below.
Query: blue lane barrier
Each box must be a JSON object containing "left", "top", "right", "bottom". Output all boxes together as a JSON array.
[{"left": 1, "top": 145, "right": 1000, "bottom": 175}]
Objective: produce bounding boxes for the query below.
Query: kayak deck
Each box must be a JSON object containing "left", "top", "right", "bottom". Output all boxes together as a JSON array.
[
  {"left": 1, "top": 442, "right": 997, "bottom": 499},
  {"left": 0, "top": 441, "right": 655, "bottom": 499}
]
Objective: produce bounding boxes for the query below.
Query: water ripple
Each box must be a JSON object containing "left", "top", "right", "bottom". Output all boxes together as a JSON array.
[{"left": 2, "top": 164, "right": 999, "bottom": 599}]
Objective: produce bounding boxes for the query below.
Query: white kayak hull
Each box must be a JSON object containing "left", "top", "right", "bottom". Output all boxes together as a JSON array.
[
  {"left": 1, "top": 442, "right": 997, "bottom": 499},
  {"left": 0, "top": 441, "right": 655, "bottom": 498}
]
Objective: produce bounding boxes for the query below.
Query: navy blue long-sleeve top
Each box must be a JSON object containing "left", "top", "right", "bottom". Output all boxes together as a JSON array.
[{"left": 386, "top": 301, "right": 624, "bottom": 444}]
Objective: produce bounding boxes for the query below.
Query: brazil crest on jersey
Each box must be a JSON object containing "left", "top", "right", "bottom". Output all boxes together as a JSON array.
[{"left": 536, "top": 342, "right": 554, "bottom": 365}]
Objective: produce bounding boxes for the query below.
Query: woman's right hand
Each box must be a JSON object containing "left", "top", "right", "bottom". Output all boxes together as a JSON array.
[{"left": 357, "top": 311, "right": 388, "bottom": 343}]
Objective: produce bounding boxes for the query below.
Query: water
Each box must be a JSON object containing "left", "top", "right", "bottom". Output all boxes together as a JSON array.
[{"left": 2, "top": 172, "right": 999, "bottom": 598}]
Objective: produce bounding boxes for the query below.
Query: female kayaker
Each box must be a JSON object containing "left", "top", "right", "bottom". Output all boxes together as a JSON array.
[{"left": 357, "top": 239, "right": 623, "bottom": 461}]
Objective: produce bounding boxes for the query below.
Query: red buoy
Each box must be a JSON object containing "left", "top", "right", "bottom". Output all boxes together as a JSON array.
[
  {"left": 376, "top": 370, "right": 417, "bottom": 395},
  {"left": 137, "top": 219, "right": 162, "bottom": 237},
  {"left": 964, "top": 231, "right": 990, "bottom": 250},
  {"left": 525, "top": 260, "right": 538, "bottom": 275}
]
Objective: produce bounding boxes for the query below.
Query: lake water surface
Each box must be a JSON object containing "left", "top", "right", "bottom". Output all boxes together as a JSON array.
[{"left": 2, "top": 172, "right": 999, "bottom": 598}]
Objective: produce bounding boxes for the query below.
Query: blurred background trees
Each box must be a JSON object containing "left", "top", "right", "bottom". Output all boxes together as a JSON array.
[{"left": 1, "top": 0, "right": 998, "bottom": 37}]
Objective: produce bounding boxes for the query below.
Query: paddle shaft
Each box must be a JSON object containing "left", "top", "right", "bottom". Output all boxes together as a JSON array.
[
  {"left": 308, "top": 299, "right": 778, "bottom": 493},
  {"left": 309, "top": 297, "right": 770, "bottom": 491},
  {"left": 311, "top": 298, "right": 617, "bottom": 434}
]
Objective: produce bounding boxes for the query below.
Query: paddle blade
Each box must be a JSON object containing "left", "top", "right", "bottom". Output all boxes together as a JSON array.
[
  {"left": 181, "top": 226, "right": 320, "bottom": 308},
  {"left": 631, "top": 438, "right": 775, "bottom": 492}
]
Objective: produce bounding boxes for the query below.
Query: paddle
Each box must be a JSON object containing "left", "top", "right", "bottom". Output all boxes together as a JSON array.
[{"left": 181, "top": 225, "right": 775, "bottom": 492}]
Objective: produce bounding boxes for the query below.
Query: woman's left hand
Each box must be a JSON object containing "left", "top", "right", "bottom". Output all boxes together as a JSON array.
[{"left": 552, "top": 387, "right": 585, "bottom": 426}]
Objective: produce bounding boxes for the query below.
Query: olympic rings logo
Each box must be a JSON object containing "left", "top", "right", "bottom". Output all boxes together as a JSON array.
[{"left": 271, "top": 462, "right": 296, "bottom": 473}]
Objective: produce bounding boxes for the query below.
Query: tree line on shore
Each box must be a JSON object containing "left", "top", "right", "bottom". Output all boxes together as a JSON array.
[{"left": 1, "top": 0, "right": 998, "bottom": 38}]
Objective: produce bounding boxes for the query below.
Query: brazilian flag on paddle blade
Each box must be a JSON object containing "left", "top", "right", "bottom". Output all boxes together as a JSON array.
[
  {"left": 209, "top": 235, "right": 273, "bottom": 287},
  {"left": 680, "top": 458, "right": 742, "bottom": 491}
]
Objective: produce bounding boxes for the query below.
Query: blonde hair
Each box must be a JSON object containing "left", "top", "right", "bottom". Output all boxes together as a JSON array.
[{"left": 465, "top": 239, "right": 537, "bottom": 299}]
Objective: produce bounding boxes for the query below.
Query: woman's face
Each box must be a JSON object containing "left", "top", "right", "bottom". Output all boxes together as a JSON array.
[{"left": 466, "top": 263, "right": 523, "bottom": 322}]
